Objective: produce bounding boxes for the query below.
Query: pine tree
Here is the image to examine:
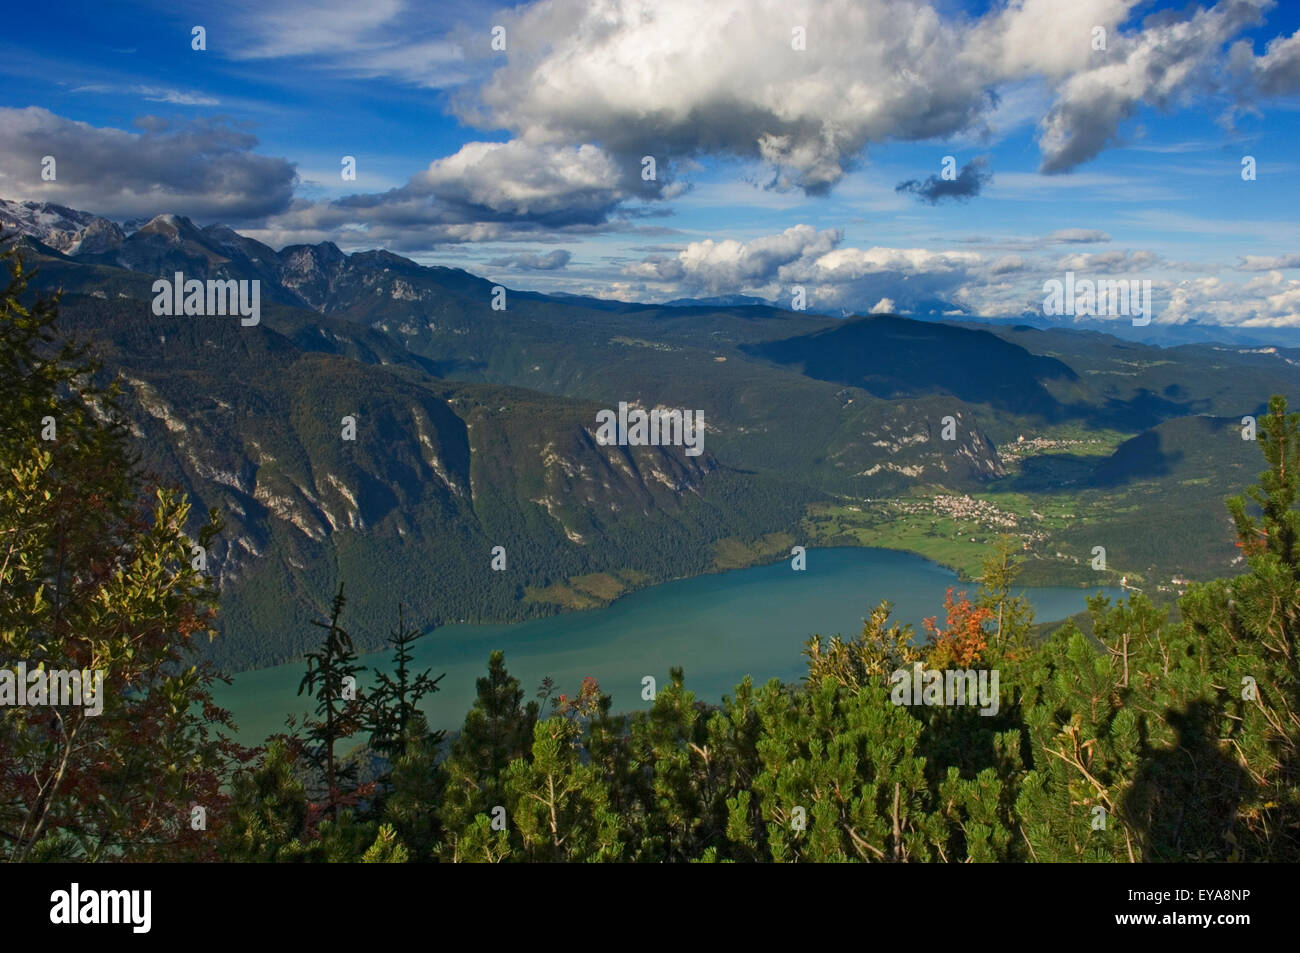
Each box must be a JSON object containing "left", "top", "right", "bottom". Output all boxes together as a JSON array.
[
  {"left": 217, "top": 740, "right": 311, "bottom": 862},
  {"left": 382, "top": 710, "right": 445, "bottom": 862},
  {"left": 219, "top": 738, "right": 403, "bottom": 862},
  {"left": 297, "top": 583, "right": 368, "bottom": 820},
  {"left": 438, "top": 651, "right": 537, "bottom": 861},
  {"left": 1014, "top": 608, "right": 1152, "bottom": 862},
  {"left": 367, "top": 605, "right": 444, "bottom": 762},
  {"left": 803, "top": 600, "right": 921, "bottom": 692},
  {"left": 502, "top": 677, "right": 621, "bottom": 862},
  {"left": 736, "top": 676, "right": 950, "bottom": 862},
  {"left": 361, "top": 824, "right": 409, "bottom": 863},
  {"left": 977, "top": 534, "right": 1034, "bottom": 651},
  {"left": 623, "top": 669, "right": 713, "bottom": 861},
  {"left": 1184, "top": 394, "right": 1300, "bottom": 858},
  {"left": 1228, "top": 395, "right": 1300, "bottom": 574}
]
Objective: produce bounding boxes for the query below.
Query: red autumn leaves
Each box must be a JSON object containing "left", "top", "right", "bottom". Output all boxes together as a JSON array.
[{"left": 924, "top": 588, "right": 992, "bottom": 669}]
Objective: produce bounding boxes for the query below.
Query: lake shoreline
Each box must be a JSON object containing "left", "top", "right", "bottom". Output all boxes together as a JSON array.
[
  {"left": 212, "top": 546, "right": 1122, "bottom": 742},
  {"left": 216, "top": 540, "right": 1105, "bottom": 679}
]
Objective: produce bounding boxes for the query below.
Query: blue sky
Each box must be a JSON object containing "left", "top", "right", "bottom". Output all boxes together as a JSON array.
[{"left": 2, "top": 0, "right": 1299, "bottom": 326}]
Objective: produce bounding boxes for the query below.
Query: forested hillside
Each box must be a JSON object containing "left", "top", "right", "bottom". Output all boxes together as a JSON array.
[{"left": 3, "top": 201, "right": 1297, "bottom": 672}]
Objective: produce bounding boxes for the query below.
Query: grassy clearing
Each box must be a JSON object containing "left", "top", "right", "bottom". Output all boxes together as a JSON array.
[
  {"left": 524, "top": 569, "right": 653, "bottom": 610},
  {"left": 710, "top": 532, "right": 797, "bottom": 571}
]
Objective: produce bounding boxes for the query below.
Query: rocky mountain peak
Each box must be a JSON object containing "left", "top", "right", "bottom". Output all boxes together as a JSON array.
[{"left": 0, "top": 198, "right": 123, "bottom": 255}]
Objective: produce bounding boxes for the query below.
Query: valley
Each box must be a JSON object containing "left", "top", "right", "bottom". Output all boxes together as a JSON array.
[{"left": 2, "top": 197, "right": 1293, "bottom": 674}]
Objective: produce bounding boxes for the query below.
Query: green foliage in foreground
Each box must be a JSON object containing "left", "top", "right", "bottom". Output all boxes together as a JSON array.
[
  {"left": 0, "top": 247, "right": 232, "bottom": 862},
  {"left": 3, "top": 250, "right": 1298, "bottom": 862},
  {"left": 212, "top": 396, "right": 1300, "bottom": 863}
]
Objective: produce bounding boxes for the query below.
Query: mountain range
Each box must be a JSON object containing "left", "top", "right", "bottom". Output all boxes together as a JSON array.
[{"left": 2, "top": 197, "right": 1295, "bottom": 671}]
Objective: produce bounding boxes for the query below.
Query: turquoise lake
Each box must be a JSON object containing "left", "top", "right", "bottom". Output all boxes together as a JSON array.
[{"left": 212, "top": 547, "right": 1121, "bottom": 742}]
